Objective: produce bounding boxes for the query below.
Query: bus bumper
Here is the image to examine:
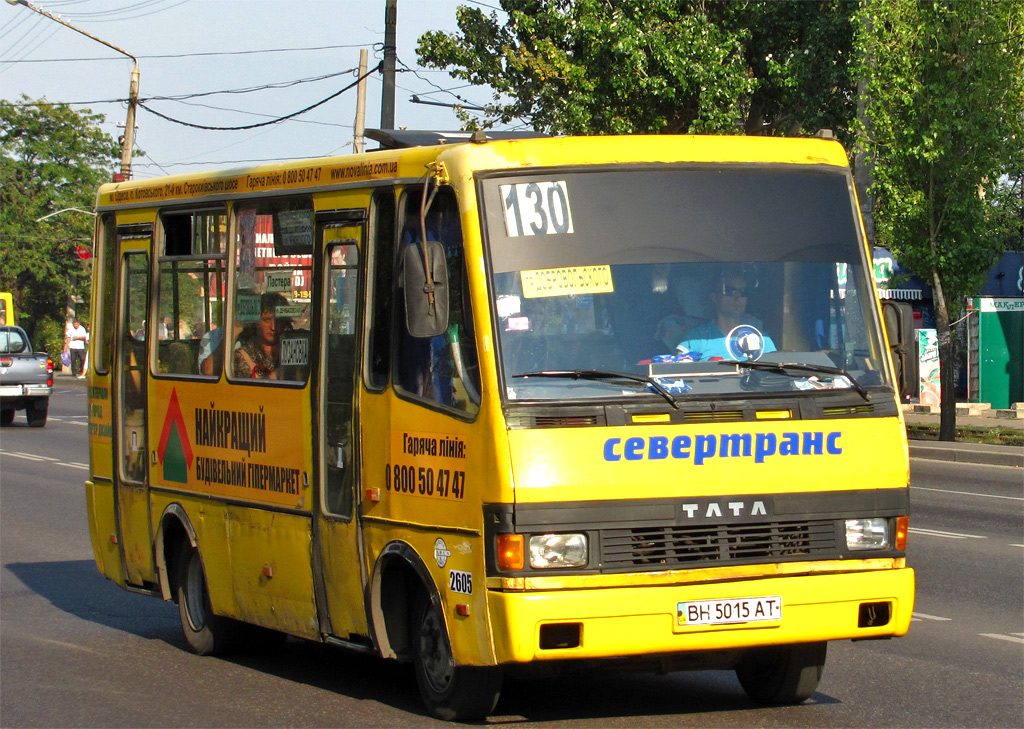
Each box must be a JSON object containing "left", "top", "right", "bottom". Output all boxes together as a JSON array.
[{"left": 488, "top": 567, "right": 914, "bottom": 663}]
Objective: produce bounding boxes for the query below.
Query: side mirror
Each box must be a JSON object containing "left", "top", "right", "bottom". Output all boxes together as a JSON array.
[
  {"left": 882, "top": 300, "right": 916, "bottom": 402},
  {"left": 402, "top": 241, "right": 449, "bottom": 338}
]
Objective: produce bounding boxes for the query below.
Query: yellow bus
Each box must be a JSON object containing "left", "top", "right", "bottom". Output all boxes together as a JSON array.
[
  {"left": 0, "top": 292, "right": 13, "bottom": 326},
  {"left": 85, "top": 130, "right": 914, "bottom": 721}
]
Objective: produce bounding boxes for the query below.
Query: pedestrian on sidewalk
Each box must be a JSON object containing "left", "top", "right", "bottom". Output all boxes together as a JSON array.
[{"left": 68, "top": 317, "right": 88, "bottom": 378}]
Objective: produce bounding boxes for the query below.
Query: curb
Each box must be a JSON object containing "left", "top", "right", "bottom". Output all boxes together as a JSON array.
[{"left": 908, "top": 441, "right": 1024, "bottom": 468}]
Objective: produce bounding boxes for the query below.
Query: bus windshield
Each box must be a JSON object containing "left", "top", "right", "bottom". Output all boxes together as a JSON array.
[{"left": 481, "top": 165, "right": 892, "bottom": 403}]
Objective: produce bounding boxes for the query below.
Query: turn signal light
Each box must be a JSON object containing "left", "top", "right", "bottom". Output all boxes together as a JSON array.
[
  {"left": 496, "top": 534, "right": 524, "bottom": 570},
  {"left": 895, "top": 516, "right": 909, "bottom": 550}
]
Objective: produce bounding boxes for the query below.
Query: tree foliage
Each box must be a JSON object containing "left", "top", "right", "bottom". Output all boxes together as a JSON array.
[
  {"left": 857, "top": 0, "right": 1024, "bottom": 439},
  {"left": 0, "top": 96, "right": 119, "bottom": 333},
  {"left": 417, "top": 1, "right": 859, "bottom": 143}
]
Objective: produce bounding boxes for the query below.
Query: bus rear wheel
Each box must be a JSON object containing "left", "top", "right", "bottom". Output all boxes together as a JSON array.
[
  {"left": 176, "top": 542, "right": 239, "bottom": 656},
  {"left": 735, "top": 642, "right": 827, "bottom": 704},
  {"left": 412, "top": 595, "right": 502, "bottom": 721}
]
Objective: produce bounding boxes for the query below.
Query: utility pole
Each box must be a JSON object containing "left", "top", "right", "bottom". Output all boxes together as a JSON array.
[
  {"left": 381, "top": 0, "right": 397, "bottom": 129},
  {"left": 6, "top": 0, "right": 139, "bottom": 179},
  {"left": 353, "top": 48, "right": 368, "bottom": 153},
  {"left": 122, "top": 62, "right": 140, "bottom": 179}
]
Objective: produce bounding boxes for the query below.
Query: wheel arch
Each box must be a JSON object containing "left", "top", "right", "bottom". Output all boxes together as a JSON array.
[
  {"left": 369, "top": 541, "right": 439, "bottom": 662},
  {"left": 155, "top": 503, "right": 197, "bottom": 601}
]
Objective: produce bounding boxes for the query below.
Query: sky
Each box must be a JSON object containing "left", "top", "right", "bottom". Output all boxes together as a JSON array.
[{"left": 1, "top": 0, "right": 511, "bottom": 179}]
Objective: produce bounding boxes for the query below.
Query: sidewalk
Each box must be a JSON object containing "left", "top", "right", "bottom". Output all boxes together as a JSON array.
[{"left": 903, "top": 405, "right": 1024, "bottom": 467}]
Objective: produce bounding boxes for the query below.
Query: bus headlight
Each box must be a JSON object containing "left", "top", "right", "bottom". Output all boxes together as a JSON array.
[
  {"left": 529, "top": 534, "right": 587, "bottom": 569},
  {"left": 845, "top": 518, "right": 890, "bottom": 550}
]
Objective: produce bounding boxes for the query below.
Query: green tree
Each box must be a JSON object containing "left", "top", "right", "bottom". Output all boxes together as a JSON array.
[
  {"left": 857, "top": 0, "right": 1024, "bottom": 440},
  {"left": 417, "top": 1, "right": 859, "bottom": 142},
  {"left": 732, "top": 1, "right": 858, "bottom": 141},
  {"left": 0, "top": 96, "right": 120, "bottom": 336}
]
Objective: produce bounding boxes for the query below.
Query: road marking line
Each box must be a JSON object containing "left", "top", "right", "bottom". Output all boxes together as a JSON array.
[
  {"left": 47, "top": 416, "right": 88, "bottom": 425},
  {"left": 1, "top": 450, "right": 88, "bottom": 469},
  {"left": 979, "top": 633, "right": 1024, "bottom": 644},
  {"left": 912, "top": 612, "right": 952, "bottom": 621},
  {"left": 911, "top": 486, "right": 1024, "bottom": 502},
  {"left": 909, "top": 527, "right": 986, "bottom": 540},
  {"left": 5, "top": 451, "right": 49, "bottom": 461}
]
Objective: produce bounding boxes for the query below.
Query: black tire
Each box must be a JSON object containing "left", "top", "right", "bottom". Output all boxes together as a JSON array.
[
  {"left": 0, "top": 409, "right": 14, "bottom": 426},
  {"left": 176, "top": 542, "right": 240, "bottom": 656},
  {"left": 26, "top": 400, "right": 47, "bottom": 428},
  {"left": 412, "top": 594, "right": 502, "bottom": 721},
  {"left": 736, "top": 642, "right": 827, "bottom": 704}
]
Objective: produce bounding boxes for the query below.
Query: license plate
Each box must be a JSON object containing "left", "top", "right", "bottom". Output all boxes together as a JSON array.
[
  {"left": 677, "top": 595, "right": 782, "bottom": 627},
  {"left": 0, "top": 385, "right": 23, "bottom": 397}
]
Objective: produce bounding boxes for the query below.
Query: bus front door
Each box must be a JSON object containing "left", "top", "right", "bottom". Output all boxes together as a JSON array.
[
  {"left": 314, "top": 231, "right": 370, "bottom": 641},
  {"left": 114, "top": 249, "right": 155, "bottom": 587}
]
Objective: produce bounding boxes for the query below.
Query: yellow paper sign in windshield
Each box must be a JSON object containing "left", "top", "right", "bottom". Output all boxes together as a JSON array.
[{"left": 521, "top": 265, "right": 614, "bottom": 298}]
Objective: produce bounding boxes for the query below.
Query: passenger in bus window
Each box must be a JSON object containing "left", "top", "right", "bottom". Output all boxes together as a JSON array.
[
  {"left": 675, "top": 266, "right": 776, "bottom": 361},
  {"left": 234, "top": 293, "right": 289, "bottom": 379},
  {"left": 198, "top": 326, "right": 224, "bottom": 376}
]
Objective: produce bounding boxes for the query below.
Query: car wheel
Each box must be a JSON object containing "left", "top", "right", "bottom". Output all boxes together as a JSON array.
[{"left": 26, "top": 400, "right": 47, "bottom": 427}]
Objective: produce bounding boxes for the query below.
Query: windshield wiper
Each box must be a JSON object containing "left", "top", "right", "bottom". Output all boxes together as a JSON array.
[
  {"left": 717, "top": 360, "right": 871, "bottom": 402},
  {"left": 513, "top": 369, "right": 681, "bottom": 409}
]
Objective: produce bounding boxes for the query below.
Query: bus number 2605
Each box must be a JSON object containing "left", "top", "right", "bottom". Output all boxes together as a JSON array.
[{"left": 385, "top": 463, "right": 466, "bottom": 499}]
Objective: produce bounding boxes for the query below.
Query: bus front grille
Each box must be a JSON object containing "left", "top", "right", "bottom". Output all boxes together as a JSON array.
[{"left": 600, "top": 520, "right": 837, "bottom": 570}]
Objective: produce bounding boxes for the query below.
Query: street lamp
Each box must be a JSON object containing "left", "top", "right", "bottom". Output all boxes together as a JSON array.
[
  {"left": 30, "top": 204, "right": 97, "bottom": 319},
  {"left": 36, "top": 207, "right": 97, "bottom": 222},
  {"left": 6, "top": 0, "right": 139, "bottom": 180}
]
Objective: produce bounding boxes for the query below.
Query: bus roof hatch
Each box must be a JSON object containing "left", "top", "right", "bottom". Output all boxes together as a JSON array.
[{"left": 364, "top": 128, "right": 548, "bottom": 150}]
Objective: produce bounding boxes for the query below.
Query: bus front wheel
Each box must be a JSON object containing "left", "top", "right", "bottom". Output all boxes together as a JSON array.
[
  {"left": 412, "top": 595, "right": 502, "bottom": 721},
  {"left": 176, "top": 542, "right": 239, "bottom": 656},
  {"left": 735, "top": 642, "right": 827, "bottom": 704}
]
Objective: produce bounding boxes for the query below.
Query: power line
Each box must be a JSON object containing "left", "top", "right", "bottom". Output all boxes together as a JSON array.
[
  {"left": 145, "top": 69, "right": 358, "bottom": 101},
  {"left": 7, "top": 68, "right": 366, "bottom": 108},
  {"left": 162, "top": 99, "right": 351, "bottom": 128},
  {"left": 134, "top": 156, "right": 329, "bottom": 169},
  {"left": 58, "top": 0, "right": 182, "bottom": 19},
  {"left": 137, "top": 61, "right": 382, "bottom": 131},
  {"left": 54, "top": 0, "right": 191, "bottom": 23},
  {"left": 0, "top": 42, "right": 374, "bottom": 64},
  {"left": 461, "top": 0, "right": 504, "bottom": 11}
]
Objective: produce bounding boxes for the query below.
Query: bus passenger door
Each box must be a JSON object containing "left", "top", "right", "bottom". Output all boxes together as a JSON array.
[
  {"left": 314, "top": 228, "right": 370, "bottom": 641},
  {"left": 115, "top": 249, "right": 154, "bottom": 586}
]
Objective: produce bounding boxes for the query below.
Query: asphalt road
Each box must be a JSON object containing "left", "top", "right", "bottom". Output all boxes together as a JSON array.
[{"left": 1, "top": 378, "right": 1021, "bottom": 727}]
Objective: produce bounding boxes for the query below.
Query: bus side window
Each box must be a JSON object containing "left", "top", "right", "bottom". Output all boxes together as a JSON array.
[
  {"left": 230, "top": 198, "right": 313, "bottom": 383},
  {"left": 323, "top": 241, "right": 360, "bottom": 517},
  {"left": 366, "top": 188, "right": 395, "bottom": 391},
  {"left": 156, "top": 209, "right": 227, "bottom": 377},
  {"left": 393, "top": 187, "right": 481, "bottom": 415}
]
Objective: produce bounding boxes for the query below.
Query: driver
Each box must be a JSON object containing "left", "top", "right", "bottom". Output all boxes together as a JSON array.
[{"left": 675, "top": 268, "right": 776, "bottom": 360}]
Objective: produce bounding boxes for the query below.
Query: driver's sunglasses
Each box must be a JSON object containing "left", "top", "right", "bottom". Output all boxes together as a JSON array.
[{"left": 721, "top": 285, "right": 748, "bottom": 297}]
